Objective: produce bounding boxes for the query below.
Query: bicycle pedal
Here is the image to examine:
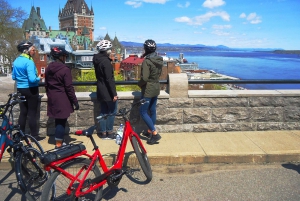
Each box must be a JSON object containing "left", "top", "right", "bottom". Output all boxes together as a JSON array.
[{"left": 125, "top": 168, "right": 134, "bottom": 176}]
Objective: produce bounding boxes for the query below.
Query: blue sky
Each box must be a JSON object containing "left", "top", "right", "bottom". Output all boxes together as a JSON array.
[{"left": 10, "top": 0, "right": 300, "bottom": 50}]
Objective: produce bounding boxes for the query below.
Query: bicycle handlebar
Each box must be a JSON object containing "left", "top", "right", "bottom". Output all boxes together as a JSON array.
[{"left": 0, "top": 92, "right": 26, "bottom": 117}]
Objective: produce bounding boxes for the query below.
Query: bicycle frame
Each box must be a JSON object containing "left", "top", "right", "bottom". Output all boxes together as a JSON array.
[{"left": 45, "top": 118, "right": 148, "bottom": 197}]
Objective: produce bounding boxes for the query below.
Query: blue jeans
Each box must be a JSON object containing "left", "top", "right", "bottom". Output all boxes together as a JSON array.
[
  {"left": 139, "top": 96, "right": 158, "bottom": 132},
  {"left": 55, "top": 118, "right": 67, "bottom": 141},
  {"left": 99, "top": 100, "right": 118, "bottom": 133}
]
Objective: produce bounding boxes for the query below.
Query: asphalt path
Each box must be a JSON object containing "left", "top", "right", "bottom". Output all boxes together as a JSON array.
[{"left": 0, "top": 163, "right": 299, "bottom": 201}]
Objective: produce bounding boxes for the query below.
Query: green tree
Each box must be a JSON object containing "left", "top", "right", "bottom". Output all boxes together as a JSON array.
[
  {"left": 0, "top": 0, "right": 27, "bottom": 71},
  {"left": 74, "top": 69, "right": 140, "bottom": 92}
]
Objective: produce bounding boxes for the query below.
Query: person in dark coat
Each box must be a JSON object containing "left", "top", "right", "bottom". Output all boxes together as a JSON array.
[
  {"left": 93, "top": 40, "right": 118, "bottom": 139},
  {"left": 45, "top": 47, "right": 79, "bottom": 148},
  {"left": 138, "top": 39, "right": 163, "bottom": 145}
]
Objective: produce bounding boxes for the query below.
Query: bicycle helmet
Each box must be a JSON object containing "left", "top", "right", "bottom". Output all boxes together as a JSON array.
[
  {"left": 17, "top": 41, "right": 33, "bottom": 53},
  {"left": 143, "top": 39, "right": 156, "bottom": 53},
  {"left": 96, "top": 40, "right": 112, "bottom": 52},
  {"left": 50, "top": 47, "right": 69, "bottom": 59}
]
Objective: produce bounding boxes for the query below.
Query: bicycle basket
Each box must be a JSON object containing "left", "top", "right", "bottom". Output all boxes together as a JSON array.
[{"left": 40, "top": 142, "right": 86, "bottom": 165}]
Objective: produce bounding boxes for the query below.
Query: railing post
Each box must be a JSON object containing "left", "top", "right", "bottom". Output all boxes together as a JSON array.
[{"left": 167, "top": 73, "right": 188, "bottom": 98}]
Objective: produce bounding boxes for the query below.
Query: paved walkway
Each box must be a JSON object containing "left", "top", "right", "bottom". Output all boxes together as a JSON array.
[{"left": 1, "top": 130, "right": 300, "bottom": 169}]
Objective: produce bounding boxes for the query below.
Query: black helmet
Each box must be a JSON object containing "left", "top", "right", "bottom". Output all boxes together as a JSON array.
[
  {"left": 17, "top": 41, "right": 33, "bottom": 53},
  {"left": 144, "top": 39, "right": 156, "bottom": 53},
  {"left": 50, "top": 47, "right": 69, "bottom": 59}
]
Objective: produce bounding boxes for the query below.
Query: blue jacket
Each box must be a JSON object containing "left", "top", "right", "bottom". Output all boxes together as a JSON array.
[{"left": 12, "top": 54, "right": 40, "bottom": 88}]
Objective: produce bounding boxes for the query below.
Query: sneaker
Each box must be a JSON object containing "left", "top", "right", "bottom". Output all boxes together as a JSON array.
[
  {"left": 54, "top": 142, "right": 66, "bottom": 150},
  {"left": 142, "top": 130, "right": 151, "bottom": 138},
  {"left": 147, "top": 134, "right": 161, "bottom": 145},
  {"left": 98, "top": 133, "right": 107, "bottom": 139},
  {"left": 106, "top": 132, "right": 116, "bottom": 140}
]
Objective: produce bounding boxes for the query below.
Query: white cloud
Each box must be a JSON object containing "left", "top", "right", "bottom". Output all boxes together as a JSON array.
[
  {"left": 212, "top": 30, "right": 229, "bottom": 36},
  {"left": 203, "top": 0, "right": 226, "bottom": 9},
  {"left": 125, "top": 1, "right": 143, "bottom": 8},
  {"left": 212, "top": 24, "right": 232, "bottom": 29},
  {"left": 99, "top": 27, "right": 106, "bottom": 30},
  {"left": 239, "top": 13, "right": 246, "bottom": 18},
  {"left": 125, "top": 0, "right": 168, "bottom": 7},
  {"left": 175, "top": 11, "right": 230, "bottom": 26},
  {"left": 177, "top": 1, "right": 190, "bottom": 8},
  {"left": 240, "top": 12, "right": 262, "bottom": 24}
]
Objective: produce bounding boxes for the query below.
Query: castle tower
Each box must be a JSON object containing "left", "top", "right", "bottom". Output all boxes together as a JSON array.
[
  {"left": 59, "top": 0, "right": 94, "bottom": 41},
  {"left": 22, "top": 6, "right": 48, "bottom": 39}
]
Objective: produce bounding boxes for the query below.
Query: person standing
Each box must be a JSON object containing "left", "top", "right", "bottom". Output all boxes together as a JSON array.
[
  {"left": 45, "top": 47, "right": 79, "bottom": 148},
  {"left": 12, "top": 41, "right": 43, "bottom": 140},
  {"left": 138, "top": 39, "right": 163, "bottom": 145},
  {"left": 93, "top": 40, "right": 118, "bottom": 139}
]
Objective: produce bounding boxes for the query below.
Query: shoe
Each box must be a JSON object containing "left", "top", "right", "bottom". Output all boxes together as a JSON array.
[
  {"left": 147, "top": 134, "right": 161, "bottom": 145},
  {"left": 32, "top": 135, "right": 46, "bottom": 142},
  {"left": 106, "top": 132, "right": 116, "bottom": 140},
  {"left": 142, "top": 130, "right": 151, "bottom": 138},
  {"left": 98, "top": 133, "right": 107, "bottom": 139},
  {"left": 54, "top": 142, "right": 66, "bottom": 150}
]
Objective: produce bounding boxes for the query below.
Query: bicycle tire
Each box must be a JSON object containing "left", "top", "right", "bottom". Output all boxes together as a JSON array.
[
  {"left": 24, "top": 134, "right": 44, "bottom": 154},
  {"left": 15, "top": 147, "right": 48, "bottom": 201},
  {"left": 41, "top": 158, "right": 103, "bottom": 201},
  {"left": 131, "top": 136, "right": 153, "bottom": 182}
]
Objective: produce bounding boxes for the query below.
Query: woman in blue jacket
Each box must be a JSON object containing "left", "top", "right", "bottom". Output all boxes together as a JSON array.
[{"left": 12, "top": 41, "right": 42, "bottom": 140}]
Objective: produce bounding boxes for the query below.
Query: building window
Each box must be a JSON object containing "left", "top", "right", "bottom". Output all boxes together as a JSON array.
[
  {"left": 41, "top": 67, "right": 45, "bottom": 73},
  {"left": 40, "top": 55, "right": 44, "bottom": 61}
]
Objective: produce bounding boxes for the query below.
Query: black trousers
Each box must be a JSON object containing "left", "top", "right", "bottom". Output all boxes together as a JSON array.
[{"left": 17, "top": 87, "right": 39, "bottom": 136}]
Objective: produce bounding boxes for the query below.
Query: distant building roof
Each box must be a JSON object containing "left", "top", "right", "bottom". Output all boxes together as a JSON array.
[
  {"left": 22, "top": 6, "right": 47, "bottom": 32},
  {"left": 120, "top": 55, "right": 144, "bottom": 71}
]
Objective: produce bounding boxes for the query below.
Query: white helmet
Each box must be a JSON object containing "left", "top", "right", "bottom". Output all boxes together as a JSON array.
[{"left": 96, "top": 40, "right": 112, "bottom": 52}]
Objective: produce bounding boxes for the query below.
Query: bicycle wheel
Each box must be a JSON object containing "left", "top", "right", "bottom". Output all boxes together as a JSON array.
[
  {"left": 131, "top": 136, "right": 153, "bottom": 182},
  {"left": 15, "top": 147, "right": 48, "bottom": 201},
  {"left": 41, "top": 158, "right": 103, "bottom": 201},
  {"left": 24, "top": 134, "right": 44, "bottom": 154}
]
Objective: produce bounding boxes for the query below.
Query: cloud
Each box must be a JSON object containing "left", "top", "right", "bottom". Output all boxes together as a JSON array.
[
  {"left": 125, "top": 0, "right": 168, "bottom": 8},
  {"left": 175, "top": 11, "right": 230, "bottom": 25},
  {"left": 99, "top": 27, "right": 107, "bottom": 30},
  {"left": 239, "top": 13, "right": 246, "bottom": 18},
  {"left": 177, "top": 1, "right": 190, "bottom": 8},
  {"left": 212, "top": 24, "right": 232, "bottom": 29},
  {"left": 203, "top": 0, "right": 226, "bottom": 9},
  {"left": 240, "top": 12, "right": 262, "bottom": 24},
  {"left": 212, "top": 30, "right": 229, "bottom": 36}
]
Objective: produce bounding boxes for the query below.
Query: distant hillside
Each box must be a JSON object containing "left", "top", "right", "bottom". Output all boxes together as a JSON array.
[{"left": 120, "top": 41, "right": 231, "bottom": 52}]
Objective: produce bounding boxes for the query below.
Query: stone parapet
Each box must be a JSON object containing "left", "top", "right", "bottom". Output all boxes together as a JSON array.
[{"left": 11, "top": 74, "right": 300, "bottom": 136}]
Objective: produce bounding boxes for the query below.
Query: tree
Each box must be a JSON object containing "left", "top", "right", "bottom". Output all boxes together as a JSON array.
[{"left": 0, "top": 0, "right": 27, "bottom": 72}]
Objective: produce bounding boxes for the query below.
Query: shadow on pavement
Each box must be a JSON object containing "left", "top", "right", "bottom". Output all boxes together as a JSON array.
[
  {"left": 0, "top": 169, "right": 26, "bottom": 201},
  {"left": 281, "top": 163, "right": 300, "bottom": 174}
]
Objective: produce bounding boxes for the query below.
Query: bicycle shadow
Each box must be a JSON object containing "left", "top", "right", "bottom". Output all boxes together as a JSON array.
[
  {"left": 281, "top": 163, "right": 300, "bottom": 174},
  {"left": 101, "top": 151, "right": 151, "bottom": 200},
  {"left": 0, "top": 169, "right": 26, "bottom": 201}
]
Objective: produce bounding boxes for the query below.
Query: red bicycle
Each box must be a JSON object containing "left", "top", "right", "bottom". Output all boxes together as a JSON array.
[{"left": 40, "top": 99, "right": 152, "bottom": 200}]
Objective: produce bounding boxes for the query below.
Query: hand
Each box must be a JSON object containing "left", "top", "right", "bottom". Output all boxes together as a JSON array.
[
  {"left": 74, "top": 102, "right": 79, "bottom": 110},
  {"left": 113, "top": 96, "right": 118, "bottom": 102}
]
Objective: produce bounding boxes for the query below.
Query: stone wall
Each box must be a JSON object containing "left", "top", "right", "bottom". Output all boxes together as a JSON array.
[{"left": 34, "top": 74, "right": 300, "bottom": 136}]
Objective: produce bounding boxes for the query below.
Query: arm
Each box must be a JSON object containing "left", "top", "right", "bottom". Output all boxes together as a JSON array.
[
  {"left": 138, "top": 60, "right": 150, "bottom": 87},
  {"left": 26, "top": 60, "right": 40, "bottom": 83},
  {"left": 64, "top": 68, "right": 78, "bottom": 104},
  {"left": 103, "top": 60, "right": 117, "bottom": 97}
]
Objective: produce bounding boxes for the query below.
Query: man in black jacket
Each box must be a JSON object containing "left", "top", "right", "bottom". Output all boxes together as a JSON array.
[{"left": 93, "top": 40, "right": 118, "bottom": 139}]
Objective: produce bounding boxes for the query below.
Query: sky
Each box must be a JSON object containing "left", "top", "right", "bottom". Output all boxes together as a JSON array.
[{"left": 9, "top": 0, "right": 300, "bottom": 50}]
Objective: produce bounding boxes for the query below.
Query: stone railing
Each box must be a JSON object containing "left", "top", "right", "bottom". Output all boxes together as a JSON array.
[{"left": 34, "top": 73, "right": 300, "bottom": 136}]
